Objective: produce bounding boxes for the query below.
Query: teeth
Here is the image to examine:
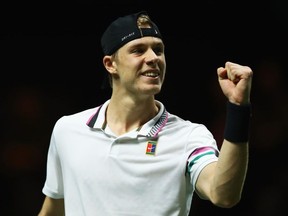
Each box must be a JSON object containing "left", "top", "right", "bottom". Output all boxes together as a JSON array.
[{"left": 144, "top": 72, "right": 159, "bottom": 77}]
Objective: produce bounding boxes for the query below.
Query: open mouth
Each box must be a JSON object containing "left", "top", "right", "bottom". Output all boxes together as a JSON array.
[{"left": 142, "top": 71, "right": 160, "bottom": 78}]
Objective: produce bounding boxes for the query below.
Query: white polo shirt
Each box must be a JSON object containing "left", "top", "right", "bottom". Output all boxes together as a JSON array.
[{"left": 42, "top": 99, "right": 219, "bottom": 216}]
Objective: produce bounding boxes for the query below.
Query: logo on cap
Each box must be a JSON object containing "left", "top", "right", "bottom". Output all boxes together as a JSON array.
[{"left": 121, "top": 32, "right": 135, "bottom": 41}]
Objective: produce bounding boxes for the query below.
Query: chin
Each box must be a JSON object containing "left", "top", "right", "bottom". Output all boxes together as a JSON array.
[{"left": 149, "top": 87, "right": 161, "bottom": 95}]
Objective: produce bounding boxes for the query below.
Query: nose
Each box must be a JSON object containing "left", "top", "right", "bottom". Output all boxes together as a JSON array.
[{"left": 145, "top": 49, "right": 159, "bottom": 65}]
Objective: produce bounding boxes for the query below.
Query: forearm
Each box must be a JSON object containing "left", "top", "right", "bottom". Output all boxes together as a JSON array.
[
  {"left": 210, "top": 101, "right": 251, "bottom": 207},
  {"left": 211, "top": 140, "right": 249, "bottom": 207}
]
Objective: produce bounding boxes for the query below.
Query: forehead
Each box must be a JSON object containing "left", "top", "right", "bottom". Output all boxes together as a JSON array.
[{"left": 123, "top": 36, "right": 164, "bottom": 48}]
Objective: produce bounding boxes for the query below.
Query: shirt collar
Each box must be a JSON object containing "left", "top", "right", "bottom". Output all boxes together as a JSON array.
[{"left": 86, "top": 100, "right": 168, "bottom": 137}]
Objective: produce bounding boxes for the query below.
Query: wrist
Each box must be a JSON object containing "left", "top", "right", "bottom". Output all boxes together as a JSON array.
[{"left": 224, "top": 101, "right": 252, "bottom": 143}]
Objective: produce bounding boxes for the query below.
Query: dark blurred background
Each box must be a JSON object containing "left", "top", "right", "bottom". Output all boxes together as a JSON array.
[{"left": 1, "top": 1, "right": 288, "bottom": 215}]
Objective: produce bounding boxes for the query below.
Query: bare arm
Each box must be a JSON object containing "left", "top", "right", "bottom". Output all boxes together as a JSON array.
[
  {"left": 196, "top": 61, "right": 253, "bottom": 208},
  {"left": 38, "top": 196, "right": 65, "bottom": 216}
]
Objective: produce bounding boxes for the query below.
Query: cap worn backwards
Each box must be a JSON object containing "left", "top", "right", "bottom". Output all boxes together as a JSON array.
[{"left": 101, "top": 11, "right": 162, "bottom": 55}]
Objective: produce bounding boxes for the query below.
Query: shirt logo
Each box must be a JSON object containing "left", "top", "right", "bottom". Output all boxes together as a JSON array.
[{"left": 146, "top": 141, "right": 157, "bottom": 156}]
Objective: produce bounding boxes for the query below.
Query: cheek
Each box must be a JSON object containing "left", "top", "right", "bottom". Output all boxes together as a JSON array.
[
  {"left": 119, "top": 55, "right": 139, "bottom": 67},
  {"left": 122, "top": 60, "right": 142, "bottom": 74}
]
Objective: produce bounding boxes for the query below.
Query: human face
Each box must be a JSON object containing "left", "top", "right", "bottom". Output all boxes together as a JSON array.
[{"left": 112, "top": 36, "right": 166, "bottom": 97}]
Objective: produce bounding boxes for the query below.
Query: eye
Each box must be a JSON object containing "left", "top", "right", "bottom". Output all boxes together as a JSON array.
[
  {"left": 153, "top": 46, "right": 164, "bottom": 55},
  {"left": 131, "top": 48, "right": 145, "bottom": 54}
]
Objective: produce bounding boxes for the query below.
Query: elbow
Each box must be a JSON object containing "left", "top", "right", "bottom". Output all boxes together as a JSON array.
[{"left": 211, "top": 195, "right": 241, "bottom": 208}]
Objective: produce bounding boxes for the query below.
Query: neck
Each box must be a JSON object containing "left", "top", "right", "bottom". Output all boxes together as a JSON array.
[{"left": 106, "top": 97, "right": 159, "bottom": 135}]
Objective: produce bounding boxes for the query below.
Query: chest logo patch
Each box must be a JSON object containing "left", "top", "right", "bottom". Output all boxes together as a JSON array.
[{"left": 146, "top": 140, "right": 157, "bottom": 156}]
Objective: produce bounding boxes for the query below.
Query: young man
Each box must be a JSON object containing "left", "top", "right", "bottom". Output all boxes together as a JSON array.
[{"left": 38, "top": 11, "right": 253, "bottom": 216}]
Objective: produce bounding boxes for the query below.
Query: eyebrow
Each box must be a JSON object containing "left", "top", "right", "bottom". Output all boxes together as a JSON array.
[{"left": 128, "top": 38, "right": 164, "bottom": 48}]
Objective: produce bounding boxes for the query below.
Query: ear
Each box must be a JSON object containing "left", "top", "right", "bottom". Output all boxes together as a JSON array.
[{"left": 103, "top": 56, "right": 117, "bottom": 74}]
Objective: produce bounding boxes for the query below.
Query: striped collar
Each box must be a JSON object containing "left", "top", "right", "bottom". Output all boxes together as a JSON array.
[{"left": 86, "top": 100, "right": 168, "bottom": 138}]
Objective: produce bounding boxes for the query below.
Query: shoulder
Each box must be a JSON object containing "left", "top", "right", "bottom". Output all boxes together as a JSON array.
[
  {"left": 53, "top": 106, "right": 101, "bottom": 132},
  {"left": 167, "top": 112, "right": 202, "bottom": 128},
  {"left": 156, "top": 100, "right": 210, "bottom": 134},
  {"left": 166, "top": 112, "right": 213, "bottom": 137}
]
